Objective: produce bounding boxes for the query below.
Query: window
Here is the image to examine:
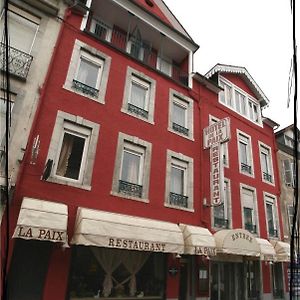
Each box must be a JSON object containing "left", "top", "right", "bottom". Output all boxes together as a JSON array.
[
  {"left": 264, "top": 194, "right": 279, "bottom": 238},
  {"left": 2, "top": 5, "right": 39, "bottom": 54},
  {"left": 283, "top": 158, "right": 296, "bottom": 187},
  {"left": 272, "top": 263, "right": 284, "bottom": 299},
  {"left": 168, "top": 89, "right": 194, "bottom": 140},
  {"left": 259, "top": 143, "right": 274, "bottom": 184},
  {"left": 218, "top": 76, "right": 262, "bottom": 125},
  {"left": 157, "top": 55, "right": 172, "bottom": 76},
  {"left": 44, "top": 111, "right": 99, "bottom": 190},
  {"left": 165, "top": 150, "right": 193, "bottom": 211},
  {"left": 213, "top": 180, "right": 231, "bottom": 229},
  {"left": 119, "top": 143, "right": 145, "bottom": 198},
  {"left": 209, "top": 115, "right": 229, "bottom": 167},
  {"left": 90, "top": 18, "right": 112, "bottom": 42},
  {"left": 122, "top": 67, "right": 156, "bottom": 124},
  {"left": 0, "top": 95, "right": 14, "bottom": 146},
  {"left": 287, "top": 205, "right": 294, "bottom": 234},
  {"left": 72, "top": 51, "right": 104, "bottom": 98},
  {"left": 111, "top": 133, "right": 152, "bottom": 202},
  {"left": 68, "top": 247, "right": 166, "bottom": 299},
  {"left": 241, "top": 186, "right": 257, "bottom": 234},
  {"left": 64, "top": 39, "right": 111, "bottom": 103},
  {"left": 237, "top": 131, "right": 253, "bottom": 176}
]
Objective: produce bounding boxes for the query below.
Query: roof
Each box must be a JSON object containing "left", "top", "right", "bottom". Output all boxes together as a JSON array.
[
  {"left": 275, "top": 124, "right": 300, "bottom": 136},
  {"left": 205, "top": 64, "right": 270, "bottom": 107}
]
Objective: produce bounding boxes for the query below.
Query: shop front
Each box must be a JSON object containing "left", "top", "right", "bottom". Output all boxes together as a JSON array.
[
  {"left": 211, "top": 229, "right": 277, "bottom": 300},
  {"left": 68, "top": 207, "right": 185, "bottom": 300}
]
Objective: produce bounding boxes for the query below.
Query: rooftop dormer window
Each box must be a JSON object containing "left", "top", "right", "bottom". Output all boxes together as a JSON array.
[{"left": 219, "top": 76, "right": 262, "bottom": 125}]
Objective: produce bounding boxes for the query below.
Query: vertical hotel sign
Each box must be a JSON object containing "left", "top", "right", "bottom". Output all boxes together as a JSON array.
[{"left": 203, "top": 118, "right": 230, "bottom": 206}]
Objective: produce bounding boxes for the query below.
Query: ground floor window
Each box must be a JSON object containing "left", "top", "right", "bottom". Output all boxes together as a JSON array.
[
  {"left": 272, "top": 263, "right": 284, "bottom": 299},
  {"left": 68, "top": 246, "right": 166, "bottom": 299}
]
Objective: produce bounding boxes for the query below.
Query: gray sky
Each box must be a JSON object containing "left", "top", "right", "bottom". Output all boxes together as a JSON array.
[{"left": 163, "top": 0, "right": 297, "bottom": 130}]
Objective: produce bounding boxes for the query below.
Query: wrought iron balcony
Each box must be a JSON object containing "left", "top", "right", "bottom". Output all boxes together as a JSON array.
[
  {"left": 118, "top": 180, "right": 143, "bottom": 198},
  {"left": 172, "top": 122, "right": 189, "bottom": 136},
  {"left": 269, "top": 228, "right": 278, "bottom": 238},
  {"left": 128, "top": 103, "right": 149, "bottom": 119},
  {"left": 263, "top": 172, "right": 272, "bottom": 182},
  {"left": 0, "top": 42, "right": 33, "bottom": 80},
  {"left": 214, "top": 217, "right": 229, "bottom": 229},
  {"left": 72, "top": 79, "right": 99, "bottom": 98},
  {"left": 245, "top": 223, "right": 257, "bottom": 233},
  {"left": 241, "top": 162, "right": 252, "bottom": 174},
  {"left": 169, "top": 192, "right": 188, "bottom": 208},
  {"left": 87, "top": 19, "right": 189, "bottom": 86}
]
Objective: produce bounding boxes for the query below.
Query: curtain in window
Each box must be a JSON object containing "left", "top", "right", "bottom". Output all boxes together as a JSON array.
[
  {"left": 173, "top": 103, "right": 186, "bottom": 127},
  {"left": 77, "top": 58, "right": 99, "bottom": 88},
  {"left": 266, "top": 203, "right": 275, "bottom": 232},
  {"left": 56, "top": 133, "right": 74, "bottom": 177},
  {"left": 260, "top": 152, "right": 269, "bottom": 173},
  {"left": 122, "top": 251, "right": 150, "bottom": 296},
  {"left": 121, "top": 150, "right": 140, "bottom": 184},
  {"left": 91, "top": 248, "right": 123, "bottom": 297},
  {"left": 130, "top": 83, "right": 146, "bottom": 109},
  {"left": 170, "top": 166, "right": 184, "bottom": 194},
  {"left": 239, "top": 141, "right": 248, "bottom": 164}
]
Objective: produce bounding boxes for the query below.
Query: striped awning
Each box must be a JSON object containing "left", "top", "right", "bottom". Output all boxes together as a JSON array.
[{"left": 270, "top": 240, "right": 290, "bottom": 262}]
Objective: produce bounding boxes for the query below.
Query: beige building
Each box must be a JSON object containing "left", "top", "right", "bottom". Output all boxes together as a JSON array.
[
  {"left": 275, "top": 125, "right": 300, "bottom": 244},
  {"left": 0, "top": 0, "right": 67, "bottom": 216}
]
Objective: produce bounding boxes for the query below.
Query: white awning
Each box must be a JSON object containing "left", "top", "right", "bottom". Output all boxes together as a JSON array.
[
  {"left": 256, "top": 238, "right": 276, "bottom": 261},
  {"left": 71, "top": 207, "right": 184, "bottom": 254},
  {"left": 12, "top": 197, "right": 68, "bottom": 246},
  {"left": 270, "top": 240, "right": 290, "bottom": 262},
  {"left": 214, "top": 229, "right": 260, "bottom": 257},
  {"left": 179, "top": 224, "right": 216, "bottom": 256}
]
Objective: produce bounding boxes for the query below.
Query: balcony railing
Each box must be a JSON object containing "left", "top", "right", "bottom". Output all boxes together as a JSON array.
[
  {"left": 172, "top": 122, "right": 189, "bottom": 136},
  {"left": 118, "top": 180, "right": 142, "bottom": 198},
  {"left": 72, "top": 80, "right": 99, "bottom": 98},
  {"left": 87, "top": 19, "right": 189, "bottom": 86},
  {"left": 0, "top": 42, "right": 33, "bottom": 80},
  {"left": 169, "top": 192, "right": 188, "bottom": 208},
  {"left": 263, "top": 172, "right": 272, "bottom": 182},
  {"left": 128, "top": 103, "right": 148, "bottom": 119},
  {"left": 269, "top": 228, "right": 278, "bottom": 238},
  {"left": 214, "top": 217, "right": 229, "bottom": 229},
  {"left": 241, "top": 163, "right": 252, "bottom": 174},
  {"left": 245, "top": 223, "right": 257, "bottom": 233}
]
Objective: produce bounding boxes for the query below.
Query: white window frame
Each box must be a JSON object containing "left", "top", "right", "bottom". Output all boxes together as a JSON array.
[
  {"left": 165, "top": 150, "right": 194, "bottom": 211},
  {"left": 44, "top": 111, "right": 99, "bottom": 190},
  {"left": 240, "top": 184, "right": 259, "bottom": 235},
  {"left": 111, "top": 133, "right": 152, "bottom": 202},
  {"left": 170, "top": 158, "right": 187, "bottom": 195},
  {"left": 126, "top": 38, "right": 145, "bottom": 61},
  {"left": 89, "top": 17, "right": 112, "bottom": 42},
  {"left": 283, "top": 158, "right": 296, "bottom": 187},
  {"left": 168, "top": 89, "right": 194, "bottom": 140},
  {"left": 63, "top": 39, "right": 111, "bottom": 103},
  {"left": 218, "top": 76, "right": 262, "bottom": 126},
  {"left": 121, "top": 66, "right": 156, "bottom": 124},
  {"left": 287, "top": 204, "right": 294, "bottom": 234},
  {"left": 209, "top": 115, "right": 229, "bottom": 168},
  {"left": 212, "top": 178, "right": 231, "bottom": 229},
  {"left": 237, "top": 130, "right": 254, "bottom": 177},
  {"left": 259, "top": 142, "right": 275, "bottom": 185},
  {"left": 264, "top": 193, "right": 279, "bottom": 239},
  {"left": 156, "top": 55, "right": 172, "bottom": 76},
  {"left": 0, "top": 95, "right": 14, "bottom": 147},
  {"left": 128, "top": 75, "right": 150, "bottom": 111}
]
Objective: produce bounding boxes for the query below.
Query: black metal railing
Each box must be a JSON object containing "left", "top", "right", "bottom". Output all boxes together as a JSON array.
[
  {"left": 269, "top": 228, "right": 278, "bottom": 238},
  {"left": 263, "top": 172, "right": 272, "bottom": 182},
  {"left": 241, "top": 162, "right": 252, "bottom": 174},
  {"left": 118, "top": 180, "right": 143, "bottom": 198},
  {"left": 169, "top": 192, "right": 188, "bottom": 208},
  {"left": 88, "top": 19, "right": 189, "bottom": 86},
  {"left": 72, "top": 79, "right": 99, "bottom": 97},
  {"left": 128, "top": 103, "right": 148, "bottom": 119},
  {"left": 245, "top": 223, "right": 257, "bottom": 233},
  {"left": 214, "top": 217, "right": 229, "bottom": 228},
  {"left": 172, "top": 122, "right": 189, "bottom": 136},
  {"left": 0, "top": 42, "right": 33, "bottom": 80}
]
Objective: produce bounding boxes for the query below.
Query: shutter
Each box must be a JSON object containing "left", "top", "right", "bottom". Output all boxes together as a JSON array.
[
  {"left": 242, "top": 188, "right": 254, "bottom": 208},
  {"left": 283, "top": 159, "right": 292, "bottom": 185}
]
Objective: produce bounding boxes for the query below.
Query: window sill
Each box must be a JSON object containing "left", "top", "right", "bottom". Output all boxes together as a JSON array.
[
  {"left": 240, "top": 170, "right": 255, "bottom": 178},
  {"left": 167, "top": 127, "right": 194, "bottom": 141},
  {"left": 164, "top": 202, "right": 194, "bottom": 212},
  {"left": 261, "top": 178, "right": 275, "bottom": 186},
  {"left": 63, "top": 84, "right": 105, "bottom": 104},
  {"left": 110, "top": 191, "right": 149, "bottom": 203},
  {"left": 121, "top": 108, "right": 154, "bottom": 125},
  {"left": 44, "top": 176, "right": 92, "bottom": 191}
]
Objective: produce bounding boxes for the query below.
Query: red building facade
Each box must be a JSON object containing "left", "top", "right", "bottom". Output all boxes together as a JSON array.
[{"left": 4, "top": 1, "right": 289, "bottom": 300}]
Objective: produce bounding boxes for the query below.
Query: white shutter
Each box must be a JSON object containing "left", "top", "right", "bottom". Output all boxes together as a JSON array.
[{"left": 283, "top": 159, "right": 293, "bottom": 185}]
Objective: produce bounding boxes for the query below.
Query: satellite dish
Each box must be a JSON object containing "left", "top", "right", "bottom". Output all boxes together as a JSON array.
[{"left": 42, "top": 159, "right": 53, "bottom": 181}]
